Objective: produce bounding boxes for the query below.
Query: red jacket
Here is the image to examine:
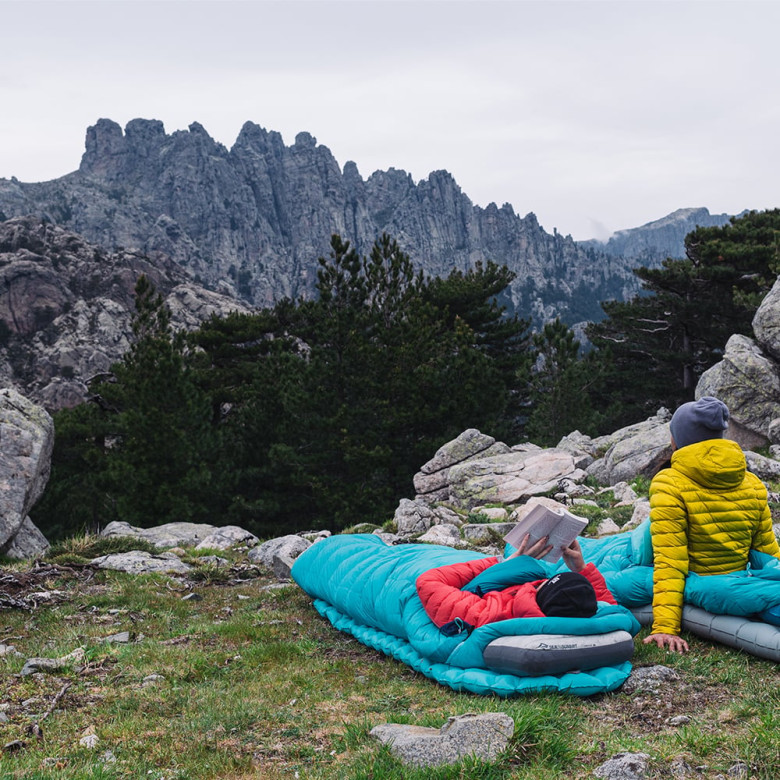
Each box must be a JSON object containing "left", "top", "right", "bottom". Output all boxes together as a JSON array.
[{"left": 416, "top": 557, "right": 616, "bottom": 628}]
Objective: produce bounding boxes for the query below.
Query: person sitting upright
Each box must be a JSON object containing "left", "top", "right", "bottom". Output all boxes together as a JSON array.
[{"left": 644, "top": 396, "right": 780, "bottom": 654}]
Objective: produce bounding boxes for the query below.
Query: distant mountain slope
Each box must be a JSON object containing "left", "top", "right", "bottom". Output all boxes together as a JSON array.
[
  {"left": 0, "top": 118, "right": 667, "bottom": 327},
  {"left": 580, "top": 207, "right": 739, "bottom": 265},
  {"left": 0, "top": 216, "right": 249, "bottom": 410}
]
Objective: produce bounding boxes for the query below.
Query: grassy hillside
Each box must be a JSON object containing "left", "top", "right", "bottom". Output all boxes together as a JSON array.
[{"left": 1, "top": 537, "right": 779, "bottom": 780}]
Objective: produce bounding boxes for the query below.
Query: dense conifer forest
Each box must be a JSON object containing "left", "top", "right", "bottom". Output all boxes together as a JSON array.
[{"left": 32, "top": 211, "right": 780, "bottom": 541}]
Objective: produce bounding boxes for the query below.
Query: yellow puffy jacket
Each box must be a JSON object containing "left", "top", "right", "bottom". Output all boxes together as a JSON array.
[{"left": 649, "top": 438, "right": 780, "bottom": 636}]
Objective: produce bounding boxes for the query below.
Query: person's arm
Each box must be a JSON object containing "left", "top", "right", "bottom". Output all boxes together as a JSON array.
[
  {"left": 750, "top": 479, "right": 780, "bottom": 560},
  {"left": 642, "top": 471, "right": 690, "bottom": 652},
  {"left": 506, "top": 533, "right": 553, "bottom": 560},
  {"left": 579, "top": 563, "right": 617, "bottom": 605},
  {"left": 416, "top": 557, "right": 503, "bottom": 628}
]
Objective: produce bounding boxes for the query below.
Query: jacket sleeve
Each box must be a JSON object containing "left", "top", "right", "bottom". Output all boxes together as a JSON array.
[
  {"left": 749, "top": 478, "right": 780, "bottom": 560},
  {"left": 649, "top": 470, "right": 689, "bottom": 636},
  {"left": 580, "top": 563, "right": 617, "bottom": 604},
  {"left": 416, "top": 557, "right": 502, "bottom": 628}
]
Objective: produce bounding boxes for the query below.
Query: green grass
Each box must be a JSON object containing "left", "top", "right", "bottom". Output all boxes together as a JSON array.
[{"left": 1, "top": 557, "right": 780, "bottom": 779}]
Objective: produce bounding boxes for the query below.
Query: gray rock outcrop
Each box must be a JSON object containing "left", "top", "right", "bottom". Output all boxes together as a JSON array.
[
  {"left": 3, "top": 516, "right": 50, "bottom": 560},
  {"left": 393, "top": 498, "right": 463, "bottom": 536},
  {"left": 100, "top": 521, "right": 217, "bottom": 548},
  {"left": 751, "top": 274, "right": 780, "bottom": 361},
  {"left": 696, "top": 278, "right": 780, "bottom": 448},
  {"left": 194, "top": 526, "right": 259, "bottom": 551},
  {"left": 0, "top": 118, "right": 655, "bottom": 331},
  {"left": 0, "top": 216, "right": 250, "bottom": 410},
  {"left": 248, "top": 535, "right": 312, "bottom": 576},
  {"left": 0, "top": 388, "right": 52, "bottom": 557},
  {"left": 698, "top": 334, "right": 780, "bottom": 450},
  {"left": 90, "top": 550, "right": 192, "bottom": 575},
  {"left": 413, "top": 429, "right": 586, "bottom": 510},
  {"left": 586, "top": 422, "right": 673, "bottom": 486}
]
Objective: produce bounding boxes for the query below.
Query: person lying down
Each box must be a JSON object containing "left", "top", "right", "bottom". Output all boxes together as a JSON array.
[{"left": 416, "top": 536, "right": 616, "bottom": 631}]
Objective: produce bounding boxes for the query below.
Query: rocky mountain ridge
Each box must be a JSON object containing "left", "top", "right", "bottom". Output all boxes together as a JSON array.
[
  {"left": 0, "top": 216, "right": 250, "bottom": 409},
  {"left": 0, "top": 118, "right": 733, "bottom": 329},
  {"left": 580, "top": 207, "right": 737, "bottom": 265}
]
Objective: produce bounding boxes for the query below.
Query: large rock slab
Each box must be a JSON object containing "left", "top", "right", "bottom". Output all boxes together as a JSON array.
[
  {"left": 587, "top": 423, "right": 672, "bottom": 485},
  {"left": 418, "top": 429, "right": 497, "bottom": 474},
  {"left": 447, "top": 449, "right": 585, "bottom": 509},
  {"left": 697, "top": 333, "right": 780, "bottom": 449},
  {"left": 393, "top": 498, "right": 463, "bottom": 536},
  {"left": 0, "top": 388, "right": 54, "bottom": 549},
  {"left": 91, "top": 550, "right": 192, "bottom": 574},
  {"left": 194, "top": 525, "right": 259, "bottom": 550},
  {"left": 413, "top": 429, "right": 511, "bottom": 498},
  {"left": 248, "top": 534, "right": 311, "bottom": 569},
  {"left": 753, "top": 276, "right": 780, "bottom": 361},
  {"left": 744, "top": 451, "right": 780, "bottom": 482},
  {"left": 100, "top": 521, "right": 217, "bottom": 548},
  {"left": 2, "top": 515, "right": 50, "bottom": 559},
  {"left": 589, "top": 408, "right": 672, "bottom": 457}
]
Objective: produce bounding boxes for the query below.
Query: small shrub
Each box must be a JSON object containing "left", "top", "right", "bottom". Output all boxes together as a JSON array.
[
  {"left": 630, "top": 475, "right": 651, "bottom": 497},
  {"left": 46, "top": 533, "right": 159, "bottom": 563},
  {"left": 344, "top": 522, "right": 382, "bottom": 534},
  {"left": 188, "top": 563, "right": 233, "bottom": 584}
]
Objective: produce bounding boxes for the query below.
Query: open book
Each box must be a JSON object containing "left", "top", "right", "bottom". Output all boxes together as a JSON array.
[{"left": 503, "top": 503, "right": 588, "bottom": 563}]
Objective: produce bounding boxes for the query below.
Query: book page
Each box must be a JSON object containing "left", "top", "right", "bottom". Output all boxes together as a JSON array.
[
  {"left": 504, "top": 504, "right": 587, "bottom": 563},
  {"left": 543, "top": 512, "right": 588, "bottom": 563}
]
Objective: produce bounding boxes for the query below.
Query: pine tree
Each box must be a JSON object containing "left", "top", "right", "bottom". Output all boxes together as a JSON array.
[
  {"left": 526, "top": 319, "right": 601, "bottom": 445},
  {"left": 190, "top": 234, "right": 533, "bottom": 532},
  {"left": 586, "top": 209, "right": 780, "bottom": 427}
]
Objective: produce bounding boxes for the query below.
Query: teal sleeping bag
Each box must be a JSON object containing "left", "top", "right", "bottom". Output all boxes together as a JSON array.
[{"left": 291, "top": 534, "right": 639, "bottom": 697}]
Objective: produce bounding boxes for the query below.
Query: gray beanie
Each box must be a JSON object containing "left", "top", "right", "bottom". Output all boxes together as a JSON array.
[{"left": 669, "top": 396, "right": 730, "bottom": 449}]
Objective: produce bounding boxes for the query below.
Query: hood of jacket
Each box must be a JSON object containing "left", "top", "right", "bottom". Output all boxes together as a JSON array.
[{"left": 670, "top": 438, "right": 746, "bottom": 491}]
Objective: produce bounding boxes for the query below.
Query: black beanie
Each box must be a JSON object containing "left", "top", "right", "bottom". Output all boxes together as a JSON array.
[{"left": 536, "top": 572, "right": 597, "bottom": 618}]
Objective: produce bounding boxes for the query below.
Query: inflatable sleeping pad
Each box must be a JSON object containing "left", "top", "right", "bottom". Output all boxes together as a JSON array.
[{"left": 560, "top": 524, "right": 780, "bottom": 662}]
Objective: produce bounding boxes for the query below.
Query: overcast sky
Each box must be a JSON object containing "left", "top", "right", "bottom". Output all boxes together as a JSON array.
[{"left": 2, "top": 0, "right": 778, "bottom": 241}]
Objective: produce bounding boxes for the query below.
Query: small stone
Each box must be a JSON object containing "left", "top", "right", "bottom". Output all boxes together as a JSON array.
[
  {"left": 594, "top": 751, "right": 651, "bottom": 779},
  {"left": 103, "top": 631, "right": 132, "bottom": 644},
  {"left": 42, "top": 757, "right": 64, "bottom": 767},
  {"left": 0, "top": 644, "right": 21, "bottom": 657},
  {"left": 20, "top": 646, "right": 86, "bottom": 676},
  {"left": 621, "top": 665, "right": 680, "bottom": 694},
  {"left": 79, "top": 727, "right": 99, "bottom": 749},
  {"left": 370, "top": 712, "right": 514, "bottom": 768},
  {"left": 667, "top": 715, "right": 691, "bottom": 726}
]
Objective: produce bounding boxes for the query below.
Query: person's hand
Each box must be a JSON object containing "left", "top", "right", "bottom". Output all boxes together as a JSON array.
[
  {"left": 643, "top": 633, "right": 689, "bottom": 653},
  {"left": 561, "top": 538, "right": 585, "bottom": 573},
  {"left": 507, "top": 533, "right": 552, "bottom": 560}
]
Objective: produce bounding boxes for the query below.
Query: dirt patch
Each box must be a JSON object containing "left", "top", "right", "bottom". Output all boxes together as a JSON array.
[{"left": 0, "top": 563, "right": 95, "bottom": 610}]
